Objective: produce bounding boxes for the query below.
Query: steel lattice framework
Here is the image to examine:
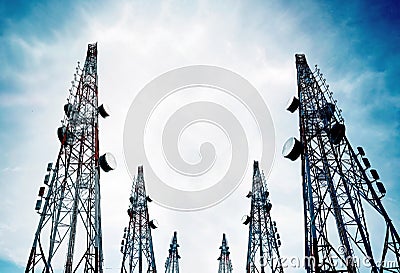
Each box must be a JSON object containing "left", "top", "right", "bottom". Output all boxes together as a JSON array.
[
  {"left": 25, "top": 43, "right": 114, "bottom": 273},
  {"left": 164, "top": 232, "right": 180, "bottom": 273},
  {"left": 285, "top": 53, "right": 400, "bottom": 273},
  {"left": 244, "top": 161, "right": 284, "bottom": 273},
  {"left": 217, "top": 234, "right": 233, "bottom": 273},
  {"left": 120, "top": 166, "right": 157, "bottom": 273}
]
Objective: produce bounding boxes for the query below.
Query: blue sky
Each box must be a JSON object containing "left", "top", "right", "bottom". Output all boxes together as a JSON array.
[{"left": 0, "top": 0, "right": 399, "bottom": 272}]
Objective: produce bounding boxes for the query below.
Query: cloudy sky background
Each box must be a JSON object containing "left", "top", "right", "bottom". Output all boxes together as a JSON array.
[{"left": 1, "top": 0, "right": 399, "bottom": 272}]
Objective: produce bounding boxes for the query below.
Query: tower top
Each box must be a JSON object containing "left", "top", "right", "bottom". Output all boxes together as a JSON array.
[
  {"left": 217, "top": 233, "right": 232, "bottom": 273},
  {"left": 295, "top": 53, "right": 306, "bottom": 64}
]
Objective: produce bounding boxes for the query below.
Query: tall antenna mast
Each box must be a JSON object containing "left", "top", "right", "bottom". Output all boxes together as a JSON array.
[
  {"left": 120, "top": 166, "right": 157, "bottom": 273},
  {"left": 165, "top": 232, "right": 180, "bottom": 273},
  {"left": 283, "top": 53, "right": 400, "bottom": 272},
  {"left": 217, "top": 234, "right": 233, "bottom": 273},
  {"left": 25, "top": 43, "right": 116, "bottom": 273},
  {"left": 243, "top": 161, "right": 284, "bottom": 273}
]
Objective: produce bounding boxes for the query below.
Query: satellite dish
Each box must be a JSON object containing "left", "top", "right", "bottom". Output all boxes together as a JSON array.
[
  {"left": 64, "top": 103, "right": 74, "bottom": 117},
  {"left": 149, "top": 219, "right": 158, "bottom": 229},
  {"left": 319, "top": 103, "right": 335, "bottom": 121},
  {"left": 98, "top": 104, "right": 111, "bottom": 118},
  {"left": 329, "top": 123, "right": 346, "bottom": 144},
  {"left": 99, "top": 152, "right": 117, "bottom": 172},
  {"left": 242, "top": 215, "right": 251, "bottom": 225},
  {"left": 286, "top": 96, "right": 300, "bottom": 113},
  {"left": 282, "top": 137, "right": 302, "bottom": 161},
  {"left": 57, "top": 126, "right": 74, "bottom": 145}
]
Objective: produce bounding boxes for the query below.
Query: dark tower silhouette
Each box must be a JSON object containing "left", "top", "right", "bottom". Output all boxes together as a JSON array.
[
  {"left": 25, "top": 43, "right": 115, "bottom": 273},
  {"left": 165, "top": 232, "right": 180, "bottom": 273},
  {"left": 283, "top": 53, "right": 400, "bottom": 272},
  {"left": 243, "top": 161, "right": 284, "bottom": 273},
  {"left": 217, "top": 234, "right": 233, "bottom": 273},
  {"left": 120, "top": 166, "right": 157, "bottom": 273}
]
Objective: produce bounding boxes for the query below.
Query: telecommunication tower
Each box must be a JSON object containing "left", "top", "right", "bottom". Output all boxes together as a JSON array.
[
  {"left": 25, "top": 43, "right": 116, "bottom": 273},
  {"left": 165, "top": 232, "right": 180, "bottom": 273},
  {"left": 243, "top": 161, "right": 284, "bottom": 273},
  {"left": 283, "top": 54, "right": 400, "bottom": 272},
  {"left": 217, "top": 234, "right": 233, "bottom": 273},
  {"left": 120, "top": 166, "right": 158, "bottom": 273}
]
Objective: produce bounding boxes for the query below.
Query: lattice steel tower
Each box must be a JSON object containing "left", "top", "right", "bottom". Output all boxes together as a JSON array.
[
  {"left": 243, "top": 161, "right": 284, "bottom": 273},
  {"left": 120, "top": 166, "right": 158, "bottom": 273},
  {"left": 165, "top": 232, "right": 180, "bottom": 273},
  {"left": 25, "top": 43, "right": 116, "bottom": 273},
  {"left": 283, "top": 53, "right": 400, "bottom": 273},
  {"left": 217, "top": 234, "right": 233, "bottom": 273}
]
